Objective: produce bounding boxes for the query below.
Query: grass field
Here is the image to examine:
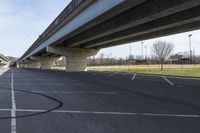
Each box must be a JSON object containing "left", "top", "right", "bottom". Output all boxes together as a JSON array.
[{"left": 88, "top": 65, "right": 200, "bottom": 77}]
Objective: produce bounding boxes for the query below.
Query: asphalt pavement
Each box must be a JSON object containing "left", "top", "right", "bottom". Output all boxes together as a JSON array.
[{"left": 0, "top": 68, "right": 199, "bottom": 133}]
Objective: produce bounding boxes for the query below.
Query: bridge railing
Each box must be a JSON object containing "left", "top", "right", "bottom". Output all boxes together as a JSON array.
[
  {"left": 20, "top": 0, "right": 85, "bottom": 60},
  {"left": 40, "top": 0, "right": 85, "bottom": 40}
]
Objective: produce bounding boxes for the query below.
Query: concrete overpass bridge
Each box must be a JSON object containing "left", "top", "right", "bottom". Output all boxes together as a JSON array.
[{"left": 17, "top": 0, "right": 200, "bottom": 71}]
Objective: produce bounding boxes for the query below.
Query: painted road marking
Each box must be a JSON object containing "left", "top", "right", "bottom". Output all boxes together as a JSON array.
[
  {"left": 2, "top": 109, "right": 196, "bottom": 118},
  {"left": 7, "top": 83, "right": 65, "bottom": 86},
  {"left": 21, "top": 91, "right": 117, "bottom": 95},
  {"left": 0, "top": 83, "right": 86, "bottom": 86},
  {"left": 11, "top": 69, "right": 17, "bottom": 133},
  {"left": 132, "top": 74, "right": 136, "bottom": 80},
  {"left": 162, "top": 76, "right": 174, "bottom": 86},
  {"left": 0, "top": 108, "right": 199, "bottom": 118},
  {"left": 0, "top": 109, "right": 11, "bottom": 111},
  {"left": 0, "top": 90, "right": 117, "bottom": 95}
]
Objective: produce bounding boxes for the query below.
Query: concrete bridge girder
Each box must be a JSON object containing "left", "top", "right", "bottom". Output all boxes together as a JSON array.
[{"left": 47, "top": 46, "right": 99, "bottom": 71}]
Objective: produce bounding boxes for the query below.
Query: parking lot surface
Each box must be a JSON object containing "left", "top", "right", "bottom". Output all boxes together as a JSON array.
[{"left": 0, "top": 68, "right": 199, "bottom": 133}]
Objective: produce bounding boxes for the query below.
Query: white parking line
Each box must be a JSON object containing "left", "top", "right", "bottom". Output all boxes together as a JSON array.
[
  {"left": 9, "top": 83, "right": 65, "bottom": 86},
  {"left": 0, "top": 108, "right": 199, "bottom": 118},
  {"left": 11, "top": 69, "right": 17, "bottom": 133},
  {"left": 24, "top": 91, "right": 117, "bottom": 95},
  {"left": 132, "top": 74, "right": 136, "bottom": 80},
  {"left": 3, "top": 82, "right": 86, "bottom": 87},
  {"left": 162, "top": 76, "right": 174, "bottom": 86},
  {"left": 13, "top": 109, "right": 200, "bottom": 118},
  {"left": 0, "top": 108, "right": 11, "bottom": 111}
]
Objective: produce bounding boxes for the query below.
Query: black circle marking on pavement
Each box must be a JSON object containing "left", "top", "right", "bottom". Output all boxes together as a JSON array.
[{"left": 0, "top": 89, "right": 63, "bottom": 119}]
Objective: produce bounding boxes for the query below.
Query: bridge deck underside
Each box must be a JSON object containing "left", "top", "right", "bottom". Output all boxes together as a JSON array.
[{"left": 18, "top": 0, "right": 200, "bottom": 64}]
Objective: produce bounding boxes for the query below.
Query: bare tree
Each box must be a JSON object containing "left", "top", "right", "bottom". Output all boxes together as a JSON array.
[{"left": 152, "top": 40, "right": 174, "bottom": 70}]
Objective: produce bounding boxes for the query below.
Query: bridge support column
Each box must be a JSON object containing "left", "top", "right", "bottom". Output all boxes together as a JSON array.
[
  {"left": 28, "top": 62, "right": 41, "bottom": 69},
  {"left": 19, "top": 60, "right": 41, "bottom": 69},
  {"left": 23, "top": 63, "right": 28, "bottom": 68},
  {"left": 30, "top": 56, "right": 59, "bottom": 70},
  {"left": 21, "top": 63, "right": 27, "bottom": 68},
  {"left": 40, "top": 62, "right": 54, "bottom": 70},
  {"left": 19, "top": 63, "right": 26, "bottom": 68},
  {"left": 47, "top": 46, "right": 99, "bottom": 71},
  {"left": 65, "top": 53, "right": 88, "bottom": 72}
]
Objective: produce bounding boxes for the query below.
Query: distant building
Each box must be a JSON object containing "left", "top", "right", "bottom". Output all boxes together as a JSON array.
[{"left": 169, "top": 51, "right": 192, "bottom": 64}]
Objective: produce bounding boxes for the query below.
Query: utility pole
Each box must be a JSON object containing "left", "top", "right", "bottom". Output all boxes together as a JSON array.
[{"left": 188, "top": 34, "right": 192, "bottom": 63}]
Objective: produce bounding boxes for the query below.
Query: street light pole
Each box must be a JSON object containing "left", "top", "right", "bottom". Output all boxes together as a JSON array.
[
  {"left": 141, "top": 41, "right": 144, "bottom": 60},
  {"left": 145, "top": 45, "right": 147, "bottom": 60},
  {"left": 129, "top": 43, "right": 132, "bottom": 65},
  {"left": 188, "top": 34, "right": 192, "bottom": 63}
]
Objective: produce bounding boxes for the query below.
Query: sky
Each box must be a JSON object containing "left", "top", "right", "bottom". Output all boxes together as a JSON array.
[
  {"left": 0, "top": 0, "right": 70, "bottom": 57},
  {"left": 0, "top": 0, "right": 200, "bottom": 58}
]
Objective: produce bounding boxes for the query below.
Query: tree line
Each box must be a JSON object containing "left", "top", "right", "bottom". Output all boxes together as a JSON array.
[{"left": 88, "top": 40, "right": 200, "bottom": 70}]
